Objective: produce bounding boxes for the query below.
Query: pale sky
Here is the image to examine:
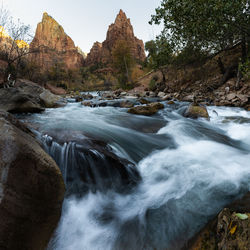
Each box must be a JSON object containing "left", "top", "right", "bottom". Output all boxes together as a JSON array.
[{"left": 2, "top": 0, "right": 163, "bottom": 53}]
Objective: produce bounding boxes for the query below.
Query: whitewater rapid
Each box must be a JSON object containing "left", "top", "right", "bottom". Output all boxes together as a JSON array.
[{"left": 20, "top": 101, "right": 250, "bottom": 250}]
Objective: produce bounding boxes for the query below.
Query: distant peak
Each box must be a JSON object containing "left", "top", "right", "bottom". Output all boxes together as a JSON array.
[
  {"left": 115, "top": 9, "right": 128, "bottom": 23},
  {"left": 42, "top": 12, "right": 49, "bottom": 19},
  {"left": 119, "top": 9, "right": 125, "bottom": 15},
  {"left": 42, "top": 12, "right": 55, "bottom": 22}
]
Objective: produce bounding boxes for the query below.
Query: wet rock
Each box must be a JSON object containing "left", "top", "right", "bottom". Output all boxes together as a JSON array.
[
  {"left": 157, "top": 91, "right": 165, "bottom": 98},
  {"left": 0, "top": 112, "right": 65, "bottom": 250},
  {"left": 182, "top": 95, "right": 195, "bottom": 102},
  {"left": 101, "top": 92, "right": 114, "bottom": 99},
  {"left": 120, "top": 100, "right": 134, "bottom": 108},
  {"left": 162, "top": 94, "right": 172, "bottom": 101},
  {"left": 120, "top": 91, "right": 127, "bottom": 96},
  {"left": 187, "top": 192, "right": 250, "bottom": 250},
  {"left": 41, "top": 134, "right": 141, "bottom": 196},
  {"left": 81, "top": 101, "right": 94, "bottom": 107},
  {"left": 75, "top": 96, "right": 83, "bottom": 102},
  {"left": 184, "top": 103, "right": 210, "bottom": 120},
  {"left": 82, "top": 93, "right": 93, "bottom": 100},
  {"left": 167, "top": 100, "right": 175, "bottom": 105},
  {"left": 149, "top": 91, "right": 156, "bottom": 97},
  {"left": 139, "top": 98, "right": 150, "bottom": 104},
  {"left": 128, "top": 102, "right": 164, "bottom": 116},
  {"left": 124, "top": 95, "right": 138, "bottom": 99}
]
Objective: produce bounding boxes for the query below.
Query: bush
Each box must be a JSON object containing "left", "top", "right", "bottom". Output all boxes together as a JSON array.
[
  {"left": 149, "top": 78, "right": 157, "bottom": 91},
  {"left": 239, "top": 59, "right": 250, "bottom": 80}
]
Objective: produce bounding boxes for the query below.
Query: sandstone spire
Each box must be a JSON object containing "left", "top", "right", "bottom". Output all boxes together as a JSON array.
[
  {"left": 85, "top": 9, "right": 146, "bottom": 66},
  {"left": 29, "top": 12, "right": 83, "bottom": 72}
]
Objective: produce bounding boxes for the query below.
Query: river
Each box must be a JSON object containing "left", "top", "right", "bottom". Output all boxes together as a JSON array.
[{"left": 19, "top": 99, "right": 250, "bottom": 250}]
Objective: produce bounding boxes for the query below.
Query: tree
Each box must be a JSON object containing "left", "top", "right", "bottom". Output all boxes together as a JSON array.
[
  {"left": 145, "top": 37, "right": 173, "bottom": 82},
  {"left": 111, "top": 40, "right": 135, "bottom": 88},
  {"left": 150, "top": 0, "right": 249, "bottom": 61},
  {"left": 0, "top": 6, "right": 38, "bottom": 83}
]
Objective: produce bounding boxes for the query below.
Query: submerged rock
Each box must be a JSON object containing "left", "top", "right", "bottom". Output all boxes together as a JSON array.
[
  {"left": 120, "top": 100, "right": 134, "bottom": 108},
  {"left": 139, "top": 98, "right": 150, "bottom": 104},
  {"left": 128, "top": 102, "right": 164, "bottom": 116},
  {"left": 0, "top": 112, "right": 65, "bottom": 250},
  {"left": 184, "top": 103, "right": 210, "bottom": 120},
  {"left": 41, "top": 134, "right": 141, "bottom": 196},
  {"left": 167, "top": 100, "right": 175, "bottom": 105}
]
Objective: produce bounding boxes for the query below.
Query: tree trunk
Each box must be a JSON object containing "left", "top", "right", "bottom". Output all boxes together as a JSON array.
[
  {"left": 241, "top": 33, "right": 247, "bottom": 63},
  {"left": 217, "top": 57, "right": 225, "bottom": 74},
  {"left": 160, "top": 68, "right": 166, "bottom": 83}
]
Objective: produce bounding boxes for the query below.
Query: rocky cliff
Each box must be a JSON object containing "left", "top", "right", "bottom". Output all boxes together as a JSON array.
[
  {"left": 29, "top": 12, "right": 84, "bottom": 72},
  {"left": 85, "top": 10, "right": 146, "bottom": 66}
]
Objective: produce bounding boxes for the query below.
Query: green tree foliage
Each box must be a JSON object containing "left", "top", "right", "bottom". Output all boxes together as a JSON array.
[
  {"left": 48, "top": 60, "right": 67, "bottom": 81},
  {"left": 145, "top": 37, "right": 173, "bottom": 69},
  {"left": 150, "top": 0, "right": 250, "bottom": 60},
  {"left": 112, "top": 39, "right": 135, "bottom": 88}
]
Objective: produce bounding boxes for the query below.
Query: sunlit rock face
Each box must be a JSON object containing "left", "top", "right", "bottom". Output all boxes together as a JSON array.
[
  {"left": 29, "top": 12, "right": 84, "bottom": 71},
  {"left": 0, "top": 26, "right": 28, "bottom": 49},
  {"left": 85, "top": 9, "right": 146, "bottom": 66}
]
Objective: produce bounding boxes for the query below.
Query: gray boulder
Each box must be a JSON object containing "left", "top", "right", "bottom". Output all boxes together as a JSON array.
[{"left": 0, "top": 111, "right": 65, "bottom": 250}]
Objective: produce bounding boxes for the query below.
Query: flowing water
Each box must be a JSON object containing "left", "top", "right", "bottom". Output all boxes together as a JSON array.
[{"left": 20, "top": 100, "right": 250, "bottom": 250}]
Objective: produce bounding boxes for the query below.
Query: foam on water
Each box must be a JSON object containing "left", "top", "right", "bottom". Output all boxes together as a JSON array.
[{"left": 22, "top": 102, "right": 250, "bottom": 250}]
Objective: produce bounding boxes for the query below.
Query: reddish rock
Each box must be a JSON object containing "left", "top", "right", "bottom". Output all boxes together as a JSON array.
[
  {"left": 29, "top": 12, "right": 84, "bottom": 72},
  {"left": 45, "top": 83, "right": 66, "bottom": 95},
  {"left": 85, "top": 42, "right": 103, "bottom": 66},
  {"left": 85, "top": 9, "right": 146, "bottom": 66}
]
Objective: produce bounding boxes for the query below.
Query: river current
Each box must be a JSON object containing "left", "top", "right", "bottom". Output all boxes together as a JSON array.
[{"left": 20, "top": 99, "right": 250, "bottom": 250}]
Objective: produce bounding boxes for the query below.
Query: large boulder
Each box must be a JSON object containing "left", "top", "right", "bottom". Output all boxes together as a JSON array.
[
  {"left": 0, "top": 88, "right": 44, "bottom": 113},
  {"left": 39, "top": 89, "right": 61, "bottom": 108},
  {"left": 184, "top": 103, "right": 210, "bottom": 120},
  {"left": 128, "top": 102, "right": 164, "bottom": 116},
  {"left": 0, "top": 112, "right": 65, "bottom": 250},
  {"left": 0, "top": 80, "right": 63, "bottom": 113}
]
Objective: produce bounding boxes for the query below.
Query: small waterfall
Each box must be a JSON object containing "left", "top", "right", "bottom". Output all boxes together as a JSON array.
[{"left": 39, "top": 134, "right": 141, "bottom": 197}]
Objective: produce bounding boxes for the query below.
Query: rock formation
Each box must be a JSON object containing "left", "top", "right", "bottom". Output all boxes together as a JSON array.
[
  {"left": 0, "top": 111, "right": 65, "bottom": 250},
  {"left": 0, "top": 79, "right": 65, "bottom": 113},
  {"left": 85, "top": 9, "right": 146, "bottom": 66},
  {"left": 29, "top": 12, "right": 84, "bottom": 72}
]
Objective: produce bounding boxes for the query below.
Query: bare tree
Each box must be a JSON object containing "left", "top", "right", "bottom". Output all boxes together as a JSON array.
[{"left": 0, "top": 6, "right": 39, "bottom": 87}]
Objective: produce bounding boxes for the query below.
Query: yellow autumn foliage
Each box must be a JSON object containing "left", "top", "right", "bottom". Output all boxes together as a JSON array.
[
  {"left": 15, "top": 40, "right": 29, "bottom": 48},
  {"left": 0, "top": 26, "right": 29, "bottom": 48}
]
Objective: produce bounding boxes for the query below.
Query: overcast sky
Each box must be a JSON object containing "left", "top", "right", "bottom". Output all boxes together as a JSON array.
[{"left": 2, "top": 0, "right": 163, "bottom": 53}]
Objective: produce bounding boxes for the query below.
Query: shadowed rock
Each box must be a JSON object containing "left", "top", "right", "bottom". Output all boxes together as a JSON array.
[{"left": 0, "top": 111, "right": 65, "bottom": 250}]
